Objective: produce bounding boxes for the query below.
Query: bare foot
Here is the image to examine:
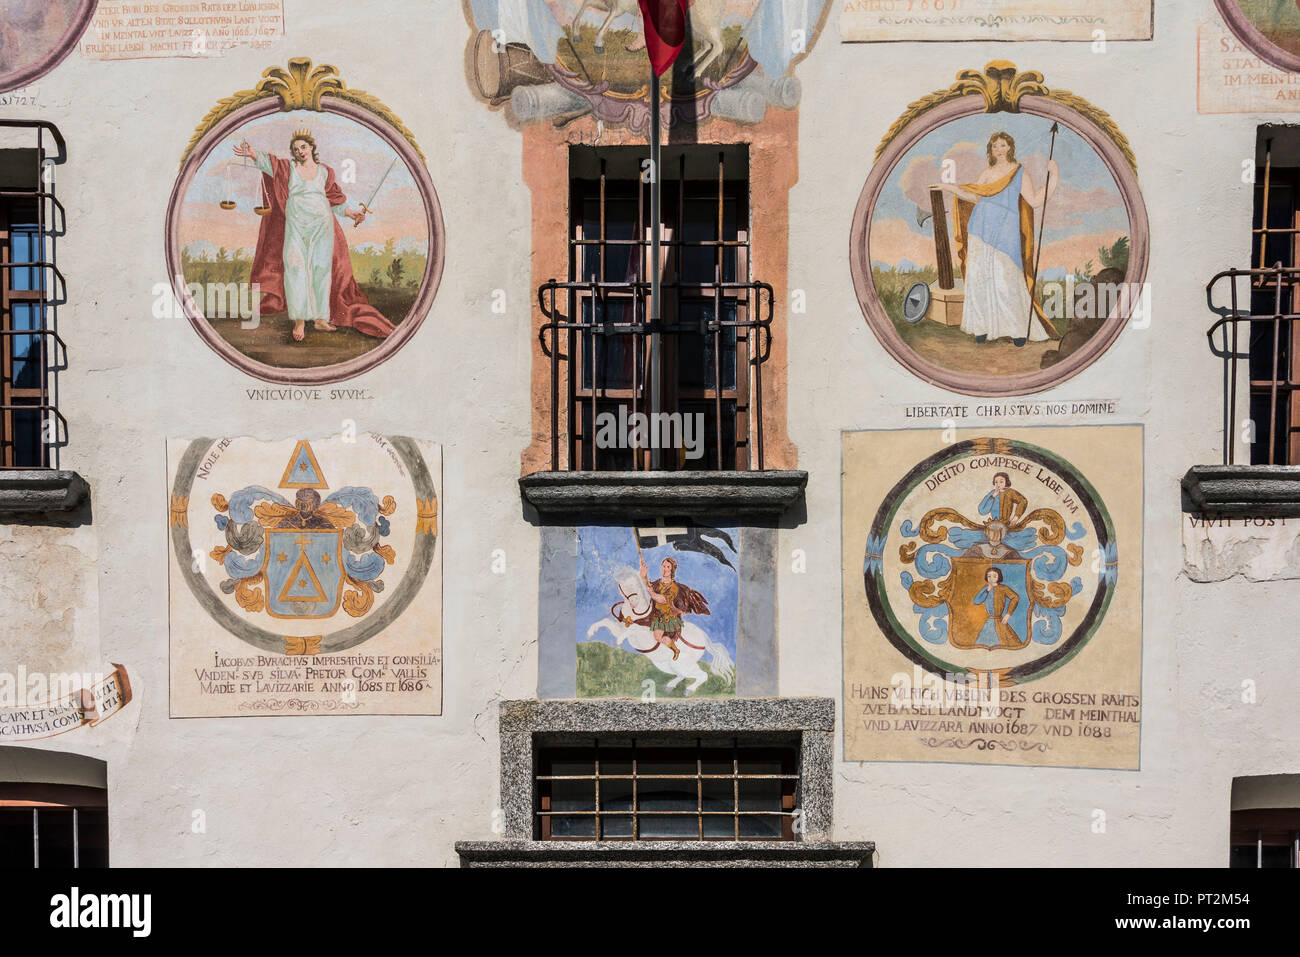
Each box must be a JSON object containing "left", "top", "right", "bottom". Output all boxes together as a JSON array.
[
  {"left": 292, "top": 321, "right": 305, "bottom": 342},
  {"left": 314, "top": 320, "right": 337, "bottom": 332}
]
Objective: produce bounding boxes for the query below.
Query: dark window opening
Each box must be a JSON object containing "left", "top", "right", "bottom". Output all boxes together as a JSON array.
[
  {"left": 535, "top": 737, "right": 798, "bottom": 842},
  {"left": 539, "top": 145, "right": 774, "bottom": 472},
  {"left": 1230, "top": 808, "right": 1300, "bottom": 868},
  {"left": 0, "top": 784, "right": 108, "bottom": 868},
  {"left": 1243, "top": 133, "right": 1300, "bottom": 465}
]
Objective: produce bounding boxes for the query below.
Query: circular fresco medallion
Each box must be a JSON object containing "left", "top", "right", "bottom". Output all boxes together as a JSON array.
[
  {"left": 0, "top": 0, "right": 98, "bottom": 94},
  {"left": 850, "top": 62, "right": 1150, "bottom": 397},
  {"left": 1215, "top": 0, "right": 1300, "bottom": 73},
  {"left": 863, "top": 437, "right": 1117, "bottom": 685},
  {"left": 169, "top": 434, "right": 439, "bottom": 655},
  {"left": 166, "top": 60, "right": 445, "bottom": 384}
]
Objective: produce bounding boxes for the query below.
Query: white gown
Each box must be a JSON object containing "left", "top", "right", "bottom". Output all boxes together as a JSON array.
[
  {"left": 959, "top": 168, "right": 1049, "bottom": 342},
  {"left": 256, "top": 152, "right": 344, "bottom": 322}
]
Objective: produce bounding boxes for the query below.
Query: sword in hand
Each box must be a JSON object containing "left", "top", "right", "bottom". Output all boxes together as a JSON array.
[{"left": 353, "top": 156, "right": 399, "bottom": 229}]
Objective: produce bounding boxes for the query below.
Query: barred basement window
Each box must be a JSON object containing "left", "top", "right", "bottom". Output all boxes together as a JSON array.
[
  {"left": 536, "top": 737, "right": 797, "bottom": 841},
  {"left": 0, "top": 120, "right": 67, "bottom": 469},
  {"left": 0, "top": 784, "right": 108, "bottom": 868},
  {"left": 538, "top": 145, "right": 773, "bottom": 472}
]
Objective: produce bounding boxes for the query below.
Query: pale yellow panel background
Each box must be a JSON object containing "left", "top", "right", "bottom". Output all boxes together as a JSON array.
[
  {"left": 840, "top": 0, "right": 1154, "bottom": 42},
  {"left": 167, "top": 434, "right": 442, "bottom": 718},
  {"left": 83, "top": 1, "right": 286, "bottom": 60},
  {"left": 1197, "top": 21, "right": 1300, "bottom": 114},
  {"left": 842, "top": 425, "right": 1143, "bottom": 769}
]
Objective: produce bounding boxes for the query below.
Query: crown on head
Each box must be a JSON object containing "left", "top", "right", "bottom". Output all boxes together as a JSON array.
[{"left": 292, "top": 128, "right": 312, "bottom": 141}]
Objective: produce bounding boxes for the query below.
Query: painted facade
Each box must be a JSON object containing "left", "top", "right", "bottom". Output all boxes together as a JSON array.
[{"left": 0, "top": 0, "right": 1297, "bottom": 868}]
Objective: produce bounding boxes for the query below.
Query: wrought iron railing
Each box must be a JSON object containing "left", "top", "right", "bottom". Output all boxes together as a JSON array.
[
  {"left": 537, "top": 276, "right": 774, "bottom": 472},
  {"left": 1206, "top": 263, "right": 1300, "bottom": 466}
]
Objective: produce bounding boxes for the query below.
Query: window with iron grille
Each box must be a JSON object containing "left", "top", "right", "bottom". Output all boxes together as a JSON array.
[
  {"left": 0, "top": 121, "right": 66, "bottom": 470},
  {"left": 1230, "top": 809, "right": 1300, "bottom": 869},
  {"left": 539, "top": 145, "right": 773, "bottom": 472},
  {"left": 536, "top": 737, "right": 798, "bottom": 841},
  {"left": 1247, "top": 136, "right": 1300, "bottom": 464},
  {"left": 0, "top": 784, "right": 108, "bottom": 868}
]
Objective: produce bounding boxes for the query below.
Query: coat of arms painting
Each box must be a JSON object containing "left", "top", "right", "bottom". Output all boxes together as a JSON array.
[
  {"left": 842, "top": 426, "right": 1143, "bottom": 770},
  {"left": 167, "top": 434, "right": 442, "bottom": 717}
]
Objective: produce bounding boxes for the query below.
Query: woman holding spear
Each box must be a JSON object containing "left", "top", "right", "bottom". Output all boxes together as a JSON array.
[{"left": 931, "top": 127, "right": 1062, "bottom": 347}]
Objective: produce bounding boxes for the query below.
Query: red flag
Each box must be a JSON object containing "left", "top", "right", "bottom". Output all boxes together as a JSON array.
[{"left": 638, "top": 0, "right": 688, "bottom": 77}]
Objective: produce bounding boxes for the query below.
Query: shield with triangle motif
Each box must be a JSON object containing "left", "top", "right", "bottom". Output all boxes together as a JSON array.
[{"left": 263, "top": 529, "right": 345, "bottom": 619}]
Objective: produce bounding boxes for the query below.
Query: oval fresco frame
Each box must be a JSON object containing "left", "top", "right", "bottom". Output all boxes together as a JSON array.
[
  {"left": 850, "top": 67, "right": 1150, "bottom": 397},
  {"left": 863, "top": 438, "right": 1118, "bottom": 685},
  {"left": 165, "top": 66, "right": 445, "bottom": 386},
  {"left": 0, "top": 0, "right": 98, "bottom": 94},
  {"left": 1214, "top": 0, "right": 1300, "bottom": 74},
  {"left": 169, "top": 435, "right": 438, "bottom": 654}
]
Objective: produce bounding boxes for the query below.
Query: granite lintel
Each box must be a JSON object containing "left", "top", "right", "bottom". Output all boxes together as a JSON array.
[
  {"left": 1182, "top": 465, "right": 1300, "bottom": 517},
  {"left": 498, "top": 697, "right": 835, "bottom": 734},
  {"left": 518, "top": 470, "right": 808, "bottom": 519}
]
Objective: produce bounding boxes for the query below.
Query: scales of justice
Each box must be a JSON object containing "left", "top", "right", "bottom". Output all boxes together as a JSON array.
[
  {"left": 218, "top": 145, "right": 272, "bottom": 217},
  {"left": 903, "top": 187, "right": 964, "bottom": 327},
  {"left": 215, "top": 141, "right": 398, "bottom": 224}
]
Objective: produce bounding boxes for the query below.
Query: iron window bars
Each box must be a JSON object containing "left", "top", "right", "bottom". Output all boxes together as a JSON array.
[
  {"left": 1206, "top": 263, "right": 1300, "bottom": 466},
  {"left": 1229, "top": 809, "right": 1300, "bottom": 868},
  {"left": 536, "top": 738, "right": 798, "bottom": 841},
  {"left": 0, "top": 784, "right": 108, "bottom": 868},
  {"left": 1206, "top": 138, "right": 1300, "bottom": 466},
  {"left": 538, "top": 147, "right": 774, "bottom": 472},
  {"left": 0, "top": 120, "right": 67, "bottom": 469}
]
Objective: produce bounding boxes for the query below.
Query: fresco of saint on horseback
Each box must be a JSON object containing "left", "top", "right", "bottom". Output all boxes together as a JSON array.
[
  {"left": 625, "top": 556, "right": 710, "bottom": 660},
  {"left": 582, "top": 525, "right": 737, "bottom": 696}
]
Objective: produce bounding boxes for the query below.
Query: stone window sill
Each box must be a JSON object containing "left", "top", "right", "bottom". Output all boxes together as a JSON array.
[
  {"left": 455, "top": 840, "right": 875, "bottom": 868},
  {"left": 1182, "top": 465, "right": 1300, "bottom": 517},
  {"left": 0, "top": 470, "right": 90, "bottom": 519},
  {"left": 518, "top": 470, "right": 807, "bottom": 519}
]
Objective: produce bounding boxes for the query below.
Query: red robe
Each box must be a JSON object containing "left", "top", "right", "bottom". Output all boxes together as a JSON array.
[{"left": 249, "top": 155, "right": 395, "bottom": 338}]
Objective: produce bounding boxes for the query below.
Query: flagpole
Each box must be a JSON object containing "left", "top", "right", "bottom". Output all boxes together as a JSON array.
[{"left": 649, "top": 67, "right": 663, "bottom": 470}]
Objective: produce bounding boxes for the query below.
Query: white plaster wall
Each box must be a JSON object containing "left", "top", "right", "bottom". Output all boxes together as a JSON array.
[
  {"left": 786, "top": 0, "right": 1300, "bottom": 865},
  {"left": 0, "top": 0, "right": 1292, "bottom": 866},
  {"left": 2, "top": 0, "right": 539, "bottom": 866}
]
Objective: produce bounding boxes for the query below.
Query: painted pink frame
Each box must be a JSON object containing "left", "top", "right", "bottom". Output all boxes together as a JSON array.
[
  {"left": 165, "top": 96, "right": 445, "bottom": 385},
  {"left": 849, "top": 94, "right": 1150, "bottom": 397},
  {"left": 0, "top": 0, "right": 99, "bottom": 94},
  {"left": 1214, "top": 0, "right": 1300, "bottom": 74}
]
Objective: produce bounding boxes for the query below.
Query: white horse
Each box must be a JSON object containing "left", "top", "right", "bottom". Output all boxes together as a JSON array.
[
  {"left": 586, "top": 569, "right": 736, "bottom": 695},
  {"left": 571, "top": 0, "right": 727, "bottom": 74}
]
